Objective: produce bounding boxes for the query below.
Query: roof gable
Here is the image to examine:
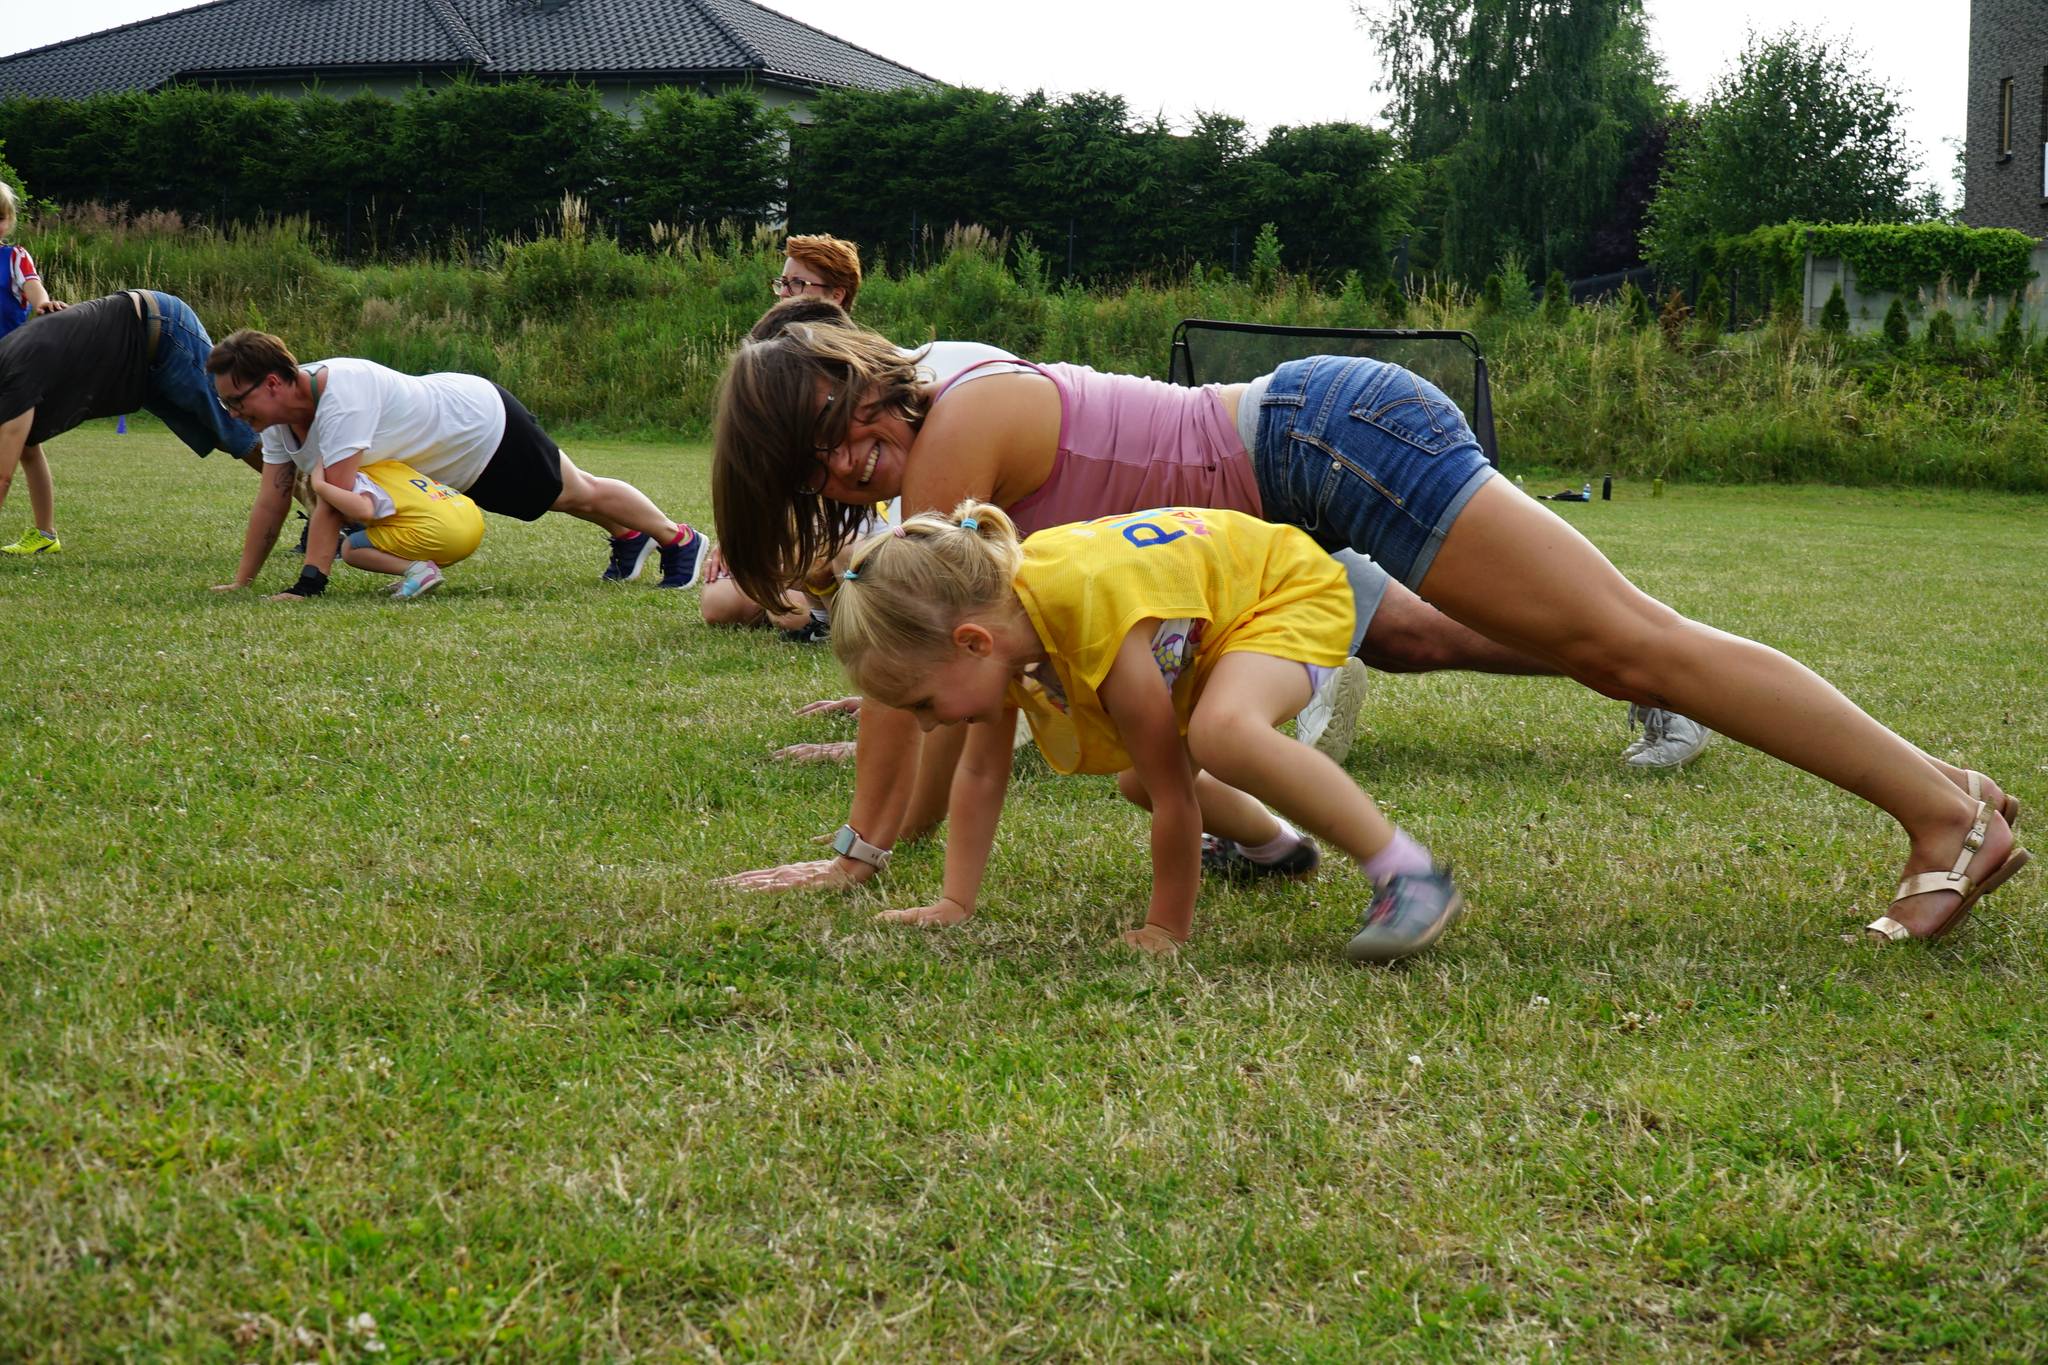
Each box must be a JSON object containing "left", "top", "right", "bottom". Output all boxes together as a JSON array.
[{"left": 0, "top": 0, "right": 935, "bottom": 100}]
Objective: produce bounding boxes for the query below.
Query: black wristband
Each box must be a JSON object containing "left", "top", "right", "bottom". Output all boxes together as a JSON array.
[{"left": 282, "top": 565, "right": 329, "bottom": 598}]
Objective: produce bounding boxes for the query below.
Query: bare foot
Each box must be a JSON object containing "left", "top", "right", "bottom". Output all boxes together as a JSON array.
[{"left": 1118, "top": 925, "right": 1183, "bottom": 956}]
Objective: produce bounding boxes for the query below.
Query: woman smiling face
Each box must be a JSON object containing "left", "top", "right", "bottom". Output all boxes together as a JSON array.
[{"left": 807, "top": 380, "right": 917, "bottom": 504}]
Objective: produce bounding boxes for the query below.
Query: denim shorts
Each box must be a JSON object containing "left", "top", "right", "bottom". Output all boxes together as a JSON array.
[
  {"left": 141, "top": 292, "right": 259, "bottom": 460},
  {"left": 1251, "top": 356, "right": 1496, "bottom": 591}
]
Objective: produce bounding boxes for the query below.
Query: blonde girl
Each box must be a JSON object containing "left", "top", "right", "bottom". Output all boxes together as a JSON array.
[
  {"left": 299, "top": 459, "right": 484, "bottom": 600},
  {"left": 830, "top": 499, "right": 1464, "bottom": 961}
]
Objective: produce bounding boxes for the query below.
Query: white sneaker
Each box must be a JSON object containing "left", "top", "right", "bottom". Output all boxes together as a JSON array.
[
  {"left": 1624, "top": 705, "right": 1712, "bottom": 769},
  {"left": 1296, "top": 657, "right": 1369, "bottom": 764}
]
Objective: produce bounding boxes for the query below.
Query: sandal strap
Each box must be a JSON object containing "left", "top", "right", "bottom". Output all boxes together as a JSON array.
[
  {"left": 1965, "top": 770, "right": 1985, "bottom": 803},
  {"left": 1865, "top": 915, "right": 1913, "bottom": 941},
  {"left": 1894, "top": 869, "right": 1976, "bottom": 900}
]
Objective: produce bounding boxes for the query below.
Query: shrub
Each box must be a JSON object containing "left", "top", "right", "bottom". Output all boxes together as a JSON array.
[
  {"left": 1819, "top": 282, "right": 1849, "bottom": 335},
  {"left": 1379, "top": 276, "right": 1408, "bottom": 323},
  {"left": 1480, "top": 272, "right": 1505, "bottom": 315},
  {"left": 1882, "top": 296, "right": 1910, "bottom": 347},
  {"left": 1542, "top": 268, "right": 1569, "bottom": 326},
  {"left": 1250, "top": 222, "right": 1283, "bottom": 295},
  {"left": 1995, "top": 296, "right": 2025, "bottom": 366},
  {"left": 1925, "top": 308, "right": 1958, "bottom": 358},
  {"left": 1695, "top": 273, "right": 1726, "bottom": 336},
  {"left": 1658, "top": 288, "right": 1692, "bottom": 349},
  {"left": 1619, "top": 281, "right": 1653, "bottom": 330}
]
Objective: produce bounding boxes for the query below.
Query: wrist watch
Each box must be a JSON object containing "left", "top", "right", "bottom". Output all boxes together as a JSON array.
[{"left": 830, "top": 823, "right": 892, "bottom": 872}]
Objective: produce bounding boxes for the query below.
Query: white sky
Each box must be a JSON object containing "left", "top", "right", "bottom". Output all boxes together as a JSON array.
[{"left": 7, "top": 0, "right": 1966, "bottom": 194}]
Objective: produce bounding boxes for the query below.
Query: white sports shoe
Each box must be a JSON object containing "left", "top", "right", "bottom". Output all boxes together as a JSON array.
[
  {"left": 1624, "top": 704, "right": 1713, "bottom": 769},
  {"left": 1296, "top": 657, "right": 1370, "bottom": 764}
]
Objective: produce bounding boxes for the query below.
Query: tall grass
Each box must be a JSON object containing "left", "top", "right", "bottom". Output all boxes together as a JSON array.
[{"left": 22, "top": 203, "right": 2048, "bottom": 489}]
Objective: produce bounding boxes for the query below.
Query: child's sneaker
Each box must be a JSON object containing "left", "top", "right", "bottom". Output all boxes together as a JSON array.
[
  {"left": 603, "top": 532, "right": 657, "bottom": 582},
  {"left": 1344, "top": 868, "right": 1464, "bottom": 964},
  {"left": 1296, "top": 657, "right": 1368, "bottom": 763},
  {"left": 1201, "top": 833, "right": 1322, "bottom": 883},
  {"left": 657, "top": 531, "right": 708, "bottom": 589},
  {"left": 1, "top": 528, "right": 61, "bottom": 555},
  {"left": 392, "top": 560, "right": 444, "bottom": 600}
]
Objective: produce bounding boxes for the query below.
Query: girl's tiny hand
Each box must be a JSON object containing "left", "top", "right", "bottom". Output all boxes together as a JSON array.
[
  {"left": 35, "top": 299, "right": 66, "bottom": 315},
  {"left": 1118, "top": 925, "right": 1183, "bottom": 956},
  {"left": 773, "top": 741, "right": 856, "bottom": 764},
  {"left": 876, "top": 900, "right": 971, "bottom": 928},
  {"left": 265, "top": 591, "right": 310, "bottom": 603},
  {"left": 209, "top": 582, "right": 246, "bottom": 593},
  {"left": 793, "top": 696, "right": 862, "bottom": 717}
]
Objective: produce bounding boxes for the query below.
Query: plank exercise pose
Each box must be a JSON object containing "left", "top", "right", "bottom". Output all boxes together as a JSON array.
[
  {"left": 712, "top": 312, "right": 2027, "bottom": 942},
  {"left": 832, "top": 501, "right": 1464, "bottom": 961}
]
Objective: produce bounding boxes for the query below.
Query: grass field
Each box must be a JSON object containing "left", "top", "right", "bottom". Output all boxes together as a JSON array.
[{"left": 2, "top": 425, "right": 2045, "bottom": 1360}]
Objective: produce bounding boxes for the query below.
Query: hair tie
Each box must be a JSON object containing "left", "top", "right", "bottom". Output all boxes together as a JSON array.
[
  {"left": 959, "top": 517, "right": 980, "bottom": 531},
  {"left": 891, "top": 525, "right": 907, "bottom": 537},
  {"left": 842, "top": 568, "right": 858, "bottom": 582}
]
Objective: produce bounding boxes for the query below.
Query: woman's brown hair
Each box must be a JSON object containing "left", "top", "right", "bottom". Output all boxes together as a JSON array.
[{"left": 711, "top": 305, "right": 931, "bottom": 611}]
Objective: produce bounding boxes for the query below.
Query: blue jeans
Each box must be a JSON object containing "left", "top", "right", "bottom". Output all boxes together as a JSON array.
[
  {"left": 143, "top": 292, "right": 258, "bottom": 459},
  {"left": 1252, "top": 356, "right": 1496, "bottom": 591}
]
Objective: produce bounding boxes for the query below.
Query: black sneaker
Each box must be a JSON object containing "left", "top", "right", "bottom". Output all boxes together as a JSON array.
[
  {"left": 603, "top": 533, "right": 657, "bottom": 583},
  {"left": 1201, "top": 833, "right": 1321, "bottom": 883},
  {"left": 777, "top": 615, "right": 830, "bottom": 645},
  {"left": 656, "top": 532, "right": 707, "bottom": 589},
  {"left": 1344, "top": 868, "right": 1463, "bottom": 964}
]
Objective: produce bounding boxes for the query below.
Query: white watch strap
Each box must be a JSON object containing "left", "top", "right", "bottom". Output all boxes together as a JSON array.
[{"left": 832, "top": 824, "right": 892, "bottom": 870}]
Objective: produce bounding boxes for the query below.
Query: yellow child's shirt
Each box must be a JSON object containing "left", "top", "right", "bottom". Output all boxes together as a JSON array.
[
  {"left": 361, "top": 460, "right": 484, "bottom": 566},
  {"left": 1006, "top": 507, "right": 1353, "bottom": 774}
]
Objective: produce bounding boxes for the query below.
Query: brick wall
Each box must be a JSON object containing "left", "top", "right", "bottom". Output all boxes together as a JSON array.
[{"left": 1965, "top": 0, "right": 2048, "bottom": 234}]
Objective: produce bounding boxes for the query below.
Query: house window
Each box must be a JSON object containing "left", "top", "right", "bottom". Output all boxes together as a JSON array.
[{"left": 2000, "top": 77, "right": 2014, "bottom": 157}]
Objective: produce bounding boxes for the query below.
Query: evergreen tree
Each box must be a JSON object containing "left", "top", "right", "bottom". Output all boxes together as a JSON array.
[
  {"left": 1694, "top": 273, "right": 1726, "bottom": 335},
  {"left": 1882, "top": 296, "right": 1911, "bottom": 347},
  {"left": 1925, "top": 308, "right": 1958, "bottom": 358},
  {"left": 1819, "top": 282, "right": 1849, "bottom": 335},
  {"left": 1996, "top": 297, "right": 2026, "bottom": 366}
]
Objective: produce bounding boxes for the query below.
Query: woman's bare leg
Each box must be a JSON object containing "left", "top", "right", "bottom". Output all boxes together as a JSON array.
[{"left": 1416, "top": 478, "right": 2015, "bottom": 936}]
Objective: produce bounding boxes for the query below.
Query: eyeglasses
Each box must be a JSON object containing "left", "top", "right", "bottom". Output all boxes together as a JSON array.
[
  {"left": 218, "top": 376, "right": 265, "bottom": 414},
  {"left": 771, "top": 273, "right": 830, "bottom": 297}
]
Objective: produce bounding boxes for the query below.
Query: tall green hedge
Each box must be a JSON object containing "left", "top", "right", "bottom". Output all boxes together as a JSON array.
[{"left": 1715, "top": 222, "right": 2039, "bottom": 300}]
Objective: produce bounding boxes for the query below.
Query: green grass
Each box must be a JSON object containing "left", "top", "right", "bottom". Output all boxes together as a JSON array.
[{"left": 3, "top": 427, "right": 2046, "bottom": 1360}]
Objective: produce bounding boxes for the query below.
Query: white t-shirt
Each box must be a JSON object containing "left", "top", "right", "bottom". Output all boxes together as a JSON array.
[
  {"left": 908, "top": 341, "right": 1033, "bottom": 389},
  {"left": 260, "top": 358, "right": 506, "bottom": 492}
]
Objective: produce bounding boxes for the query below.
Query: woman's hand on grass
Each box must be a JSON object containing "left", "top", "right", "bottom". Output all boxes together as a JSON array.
[
  {"left": 773, "top": 741, "right": 857, "bottom": 764},
  {"left": 1119, "top": 924, "right": 1183, "bottom": 956},
  {"left": 876, "top": 899, "right": 972, "bottom": 928},
  {"left": 712, "top": 857, "right": 874, "bottom": 892}
]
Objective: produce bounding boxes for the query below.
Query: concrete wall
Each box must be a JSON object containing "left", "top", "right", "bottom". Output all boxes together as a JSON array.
[
  {"left": 1802, "top": 241, "right": 2048, "bottom": 336},
  {"left": 1964, "top": 0, "right": 2048, "bottom": 235}
]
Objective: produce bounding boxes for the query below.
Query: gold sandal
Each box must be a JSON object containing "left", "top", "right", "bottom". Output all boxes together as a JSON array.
[
  {"left": 1962, "top": 770, "right": 2021, "bottom": 832},
  {"left": 1865, "top": 800, "right": 2031, "bottom": 943}
]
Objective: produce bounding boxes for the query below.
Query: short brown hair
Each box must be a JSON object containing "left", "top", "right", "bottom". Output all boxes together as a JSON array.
[
  {"left": 207, "top": 329, "right": 299, "bottom": 388},
  {"left": 785, "top": 234, "right": 863, "bottom": 311}
]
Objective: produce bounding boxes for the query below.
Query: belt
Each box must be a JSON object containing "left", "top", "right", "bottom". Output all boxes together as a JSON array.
[{"left": 129, "top": 289, "right": 161, "bottom": 365}]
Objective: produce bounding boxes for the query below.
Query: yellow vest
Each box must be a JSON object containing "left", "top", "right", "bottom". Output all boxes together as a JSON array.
[{"left": 1007, "top": 508, "right": 1352, "bottom": 773}]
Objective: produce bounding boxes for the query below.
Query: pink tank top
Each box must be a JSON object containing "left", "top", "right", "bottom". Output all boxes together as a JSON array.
[{"left": 929, "top": 360, "right": 1260, "bottom": 537}]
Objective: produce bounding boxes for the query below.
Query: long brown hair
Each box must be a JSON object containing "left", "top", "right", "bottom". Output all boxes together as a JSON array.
[{"left": 711, "top": 304, "right": 931, "bottom": 611}]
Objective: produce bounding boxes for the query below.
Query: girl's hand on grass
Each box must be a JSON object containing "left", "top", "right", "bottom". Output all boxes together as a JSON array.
[
  {"left": 773, "top": 741, "right": 856, "bottom": 764},
  {"left": 209, "top": 582, "right": 246, "bottom": 593},
  {"left": 264, "top": 591, "right": 308, "bottom": 603},
  {"left": 793, "top": 697, "right": 862, "bottom": 718},
  {"left": 1118, "top": 925, "right": 1183, "bottom": 956},
  {"left": 712, "top": 857, "right": 874, "bottom": 892},
  {"left": 876, "top": 899, "right": 972, "bottom": 928}
]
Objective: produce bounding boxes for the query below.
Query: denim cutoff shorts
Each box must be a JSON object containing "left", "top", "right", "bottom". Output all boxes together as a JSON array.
[
  {"left": 143, "top": 292, "right": 259, "bottom": 460},
  {"left": 1251, "top": 356, "right": 1496, "bottom": 591}
]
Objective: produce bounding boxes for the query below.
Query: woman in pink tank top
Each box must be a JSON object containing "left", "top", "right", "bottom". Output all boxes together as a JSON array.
[{"left": 710, "top": 302, "right": 2028, "bottom": 949}]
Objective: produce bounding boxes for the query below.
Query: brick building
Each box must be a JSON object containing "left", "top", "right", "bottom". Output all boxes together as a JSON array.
[{"left": 1965, "top": 0, "right": 2048, "bottom": 234}]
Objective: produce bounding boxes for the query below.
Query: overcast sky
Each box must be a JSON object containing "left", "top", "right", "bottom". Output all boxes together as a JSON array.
[{"left": 8, "top": 0, "right": 1967, "bottom": 195}]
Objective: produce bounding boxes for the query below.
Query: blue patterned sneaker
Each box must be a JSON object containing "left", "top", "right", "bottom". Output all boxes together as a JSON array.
[
  {"left": 1, "top": 528, "right": 60, "bottom": 555},
  {"left": 656, "top": 531, "right": 707, "bottom": 589},
  {"left": 603, "top": 533, "right": 657, "bottom": 582},
  {"left": 1202, "top": 833, "right": 1322, "bottom": 883},
  {"left": 1344, "top": 868, "right": 1464, "bottom": 963},
  {"left": 391, "top": 560, "right": 444, "bottom": 600}
]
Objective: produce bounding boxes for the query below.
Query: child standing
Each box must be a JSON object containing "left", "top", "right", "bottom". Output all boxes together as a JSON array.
[
  {"left": 827, "top": 501, "right": 1465, "bottom": 961},
  {"left": 294, "top": 458, "right": 484, "bottom": 600},
  {"left": 0, "top": 179, "right": 65, "bottom": 557}
]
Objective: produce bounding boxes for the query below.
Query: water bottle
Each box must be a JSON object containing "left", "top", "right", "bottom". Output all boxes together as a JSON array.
[
  {"left": 1581, "top": 481, "right": 1591, "bottom": 501},
  {"left": 1601, "top": 475, "right": 1612, "bottom": 501}
]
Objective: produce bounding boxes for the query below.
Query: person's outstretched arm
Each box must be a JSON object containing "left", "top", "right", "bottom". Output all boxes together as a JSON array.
[{"left": 215, "top": 458, "right": 295, "bottom": 590}]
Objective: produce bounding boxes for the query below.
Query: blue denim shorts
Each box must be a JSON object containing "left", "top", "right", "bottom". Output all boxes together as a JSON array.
[
  {"left": 1251, "top": 356, "right": 1496, "bottom": 591},
  {"left": 142, "top": 292, "right": 259, "bottom": 460}
]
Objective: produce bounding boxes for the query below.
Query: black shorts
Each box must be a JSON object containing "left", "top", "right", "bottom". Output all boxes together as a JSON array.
[{"left": 464, "top": 385, "right": 563, "bottom": 522}]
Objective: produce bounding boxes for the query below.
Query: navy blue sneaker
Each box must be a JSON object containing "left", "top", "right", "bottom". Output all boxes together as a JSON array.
[
  {"left": 777, "top": 612, "right": 830, "bottom": 644},
  {"left": 656, "top": 531, "right": 707, "bottom": 589},
  {"left": 1202, "top": 833, "right": 1321, "bottom": 883},
  {"left": 603, "top": 533, "right": 657, "bottom": 583},
  {"left": 1344, "top": 868, "right": 1464, "bottom": 964}
]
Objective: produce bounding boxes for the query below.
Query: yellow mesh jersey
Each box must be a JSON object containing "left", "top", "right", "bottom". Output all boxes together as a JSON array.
[
  {"left": 1006, "top": 508, "right": 1352, "bottom": 774},
  {"left": 361, "top": 460, "right": 484, "bottom": 566}
]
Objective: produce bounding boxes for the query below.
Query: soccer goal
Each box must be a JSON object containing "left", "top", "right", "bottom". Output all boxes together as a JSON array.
[{"left": 1167, "top": 319, "right": 1499, "bottom": 467}]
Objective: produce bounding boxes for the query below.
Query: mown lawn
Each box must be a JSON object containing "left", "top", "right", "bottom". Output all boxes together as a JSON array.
[{"left": 2, "top": 424, "right": 2044, "bottom": 1361}]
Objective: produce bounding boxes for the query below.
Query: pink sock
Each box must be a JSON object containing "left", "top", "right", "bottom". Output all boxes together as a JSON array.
[
  {"left": 663, "top": 526, "right": 694, "bottom": 548},
  {"left": 1237, "top": 818, "right": 1303, "bottom": 865},
  {"left": 1359, "top": 829, "right": 1432, "bottom": 885},
  {"left": 617, "top": 529, "right": 644, "bottom": 542}
]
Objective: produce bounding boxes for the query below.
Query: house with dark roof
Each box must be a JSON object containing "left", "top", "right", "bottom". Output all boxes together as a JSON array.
[
  {"left": 1964, "top": 0, "right": 2048, "bottom": 235},
  {"left": 0, "top": 0, "right": 935, "bottom": 117}
]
